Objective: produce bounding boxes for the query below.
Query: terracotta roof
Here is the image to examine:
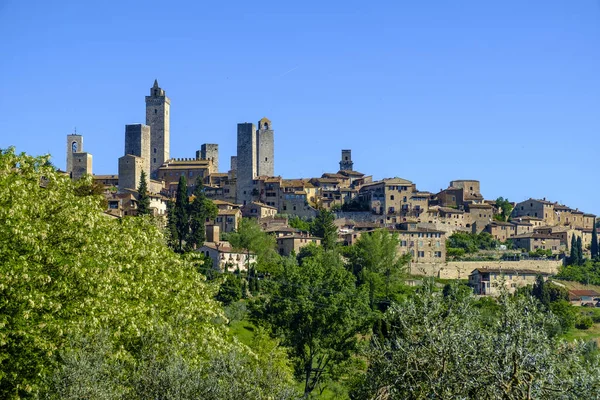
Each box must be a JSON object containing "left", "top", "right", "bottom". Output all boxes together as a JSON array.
[
  {"left": 338, "top": 170, "right": 365, "bottom": 177},
  {"left": 569, "top": 290, "right": 600, "bottom": 297},
  {"left": 218, "top": 209, "right": 241, "bottom": 216},
  {"left": 213, "top": 199, "right": 239, "bottom": 206},
  {"left": 248, "top": 201, "right": 278, "bottom": 210},
  {"left": 438, "top": 207, "right": 464, "bottom": 214},
  {"left": 513, "top": 233, "right": 560, "bottom": 240},
  {"left": 322, "top": 173, "right": 347, "bottom": 179},
  {"left": 200, "top": 241, "right": 256, "bottom": 254},
  {"left": 264, "top": 226, "right": 299, "bottom": 233},
  {"left": 467, "top": 203, "right": 493, "bottom": 209}
]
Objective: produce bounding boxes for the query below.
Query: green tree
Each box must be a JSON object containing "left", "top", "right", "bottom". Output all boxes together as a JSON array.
[
  {"left": 228, "top": 218, "right": 278, "bottom": 274},
  {"left": 73, "top": 176, "right": 108, "bottom": 209},
  {"left": 352, "top": 284, "right": 600, "bottom": 399},
  {"left": 592, "top": 226, "right": 599, "bottom": 260},
  {"left": 253, "top": 247, "right": 371, "bottom": 396},
  {"left": 569, "top": 234, "right": 578, "bottom": 266},
  {"left": 494, "top": 196, "right": 513, "bottom": 222},
  {"left": 345, "top": 229, "right": 410, "bottom": 309},
  {"left": 187, "top": 178, "right": 217, "bottom": 250},
  {"left": 310, "top": 209, "right": 338, "bottom": 250},
  {"left": 172, "top": 175, "right": 189, "bottom": 251},
  {"left": 577, "top": 236, "right": 584, "bottom": 266},
  {"left": 136, "top": 170, "right": 151, "bottom": 216},
  {"left": 0, "top": 148, "right": 242, "bottom": 398},
  {"left": 288, "top": 215, "right": 311, "bottom": 232}
]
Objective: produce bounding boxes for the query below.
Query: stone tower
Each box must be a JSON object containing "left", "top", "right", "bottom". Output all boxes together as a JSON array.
[
  {"left": 235, "top": 118, "right": 275, "bottom": 205},
  {"left": 196, "top": 143, "right": 219, "bottom": 172},
  {"left": 66, "top": 132, "right": 92, "bottom": 180},
  {"left": 118, "top": 124, "right": 151, "bottom": 191},
  {"left": 236, "top": 122, "right": 257, "bottom": 205},
  {"left": 145, "top": 80, "right": 170, "bottom": 178},
  {"left": 66, "top": 133, "right": 83, "bottom": 174},
  {"left": 256, "top": 117, "right": 274, "bottom": 177},
  {"left": 339, "top": 149, "right": 353, "bottom": 171}
]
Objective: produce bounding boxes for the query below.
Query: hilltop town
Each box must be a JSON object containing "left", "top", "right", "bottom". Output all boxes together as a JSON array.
[{"left": 65, "top": 80, "right": 597, "bottom": 290}]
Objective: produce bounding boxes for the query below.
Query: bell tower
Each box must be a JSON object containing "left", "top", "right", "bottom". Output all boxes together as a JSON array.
[{"left": 145, "top": 79, "right": 170, "bottom": 178}]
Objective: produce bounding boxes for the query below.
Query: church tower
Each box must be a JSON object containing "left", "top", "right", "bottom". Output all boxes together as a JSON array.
[
  {"left": 339, "top": 149, "right": 353, "bottom": 171},
  {"left": 145, "top": 79, "right": 170, "bottom": 178}
]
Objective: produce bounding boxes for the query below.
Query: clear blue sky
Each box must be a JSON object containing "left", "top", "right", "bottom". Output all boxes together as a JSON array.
[{"left": 1, "top": 1, "right": 599, "bottom": 214}]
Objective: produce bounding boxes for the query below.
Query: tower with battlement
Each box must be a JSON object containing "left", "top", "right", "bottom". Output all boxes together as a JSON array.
[
  {"left": 196, "top": 143, "right": 219, "bottom": 171},
  {"left": 339, "top": 149, "right": 353, "bottom": 171},
  {"left": 145, "top": 80, "right": 170, "bottom": 178}
]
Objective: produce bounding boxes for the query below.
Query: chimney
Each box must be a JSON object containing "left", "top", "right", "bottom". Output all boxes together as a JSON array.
[{"left": 206, "top": 224, "right": 220, "bottom": 243}]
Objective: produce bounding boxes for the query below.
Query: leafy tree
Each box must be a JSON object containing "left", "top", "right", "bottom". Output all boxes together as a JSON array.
[
  {"left": 494, "top": 196, "right": 513, "bottom": 222},
  {"left": 0, "top": 148, "right": 240, "bottom": 398},
  {"left": 592, "top": 226, "right": 599, "bottom": 260},
  {"left": 42, "top": 328, "right": 299, "bottom": 400},
  {"left": 165, "top": 199, "right": 179, "bottom": 249},
  {"left": 351, "top": 284, "right": 600, "bottom": 399},
  {"left": 187, "top": 178, "right": 217, "bottom": 250},
  {"left": 288, "top": 215, "right": 311, "bottom": 232},
  {"left": 310, "top": 209, "right": 338, "bottom": 250},
  {"left": 345, "top": 229, "right": 410, "bottom": 309},
  {"left": 228, "top": 218, "right": 278, "bottom": 274},
  {"left": 73, "top": 176, "right": 108, "bottom": 209},
  {"left": 216, "top": 274, "right": 243, "bottom": 306},
  {"left": 253, "top": 247, "right": 371, "bottom": 396},
  {"left": 136, "top": 170, "right": 151, "bottom": 216}
]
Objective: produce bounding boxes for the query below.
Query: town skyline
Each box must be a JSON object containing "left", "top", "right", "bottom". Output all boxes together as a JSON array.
[{"left": 1, "top": 1, "right": 599, "bottom": 214}]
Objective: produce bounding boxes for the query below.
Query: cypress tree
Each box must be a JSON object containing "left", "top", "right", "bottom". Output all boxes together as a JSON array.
[
  {"left": 174, "top": 175, "right": 189, "bottom": 252},
  {"left": 136, "top": 171, "right": 151, "bottom": 216},
  {"left": 188, "top": 178, "right": 218, "bottom": 249},
  {"left": 592, "top": 226, "right": 599, "bottom": 260},
  {"left": 576, "top": 236, "right": 584, "bottom": 265},
  {"left": 570, "top": 234, "right": 578, "bottom": 266},
  {"left": 165, "top": 200, "right": 179, "bottom": 249}
]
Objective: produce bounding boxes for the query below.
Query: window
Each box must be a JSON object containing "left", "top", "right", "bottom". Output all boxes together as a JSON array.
[
  {"left": 418, "top": 251, "right": 425, "bottom": 257},
  {"left": 390, "top": 195, "right": 394, "bottom": 200},
  {"left": 154, "top": 148, "right": 157, "bottom": 154},
  {"left": 153, "top": 158, "right": 156, "bottom": 163},
  {"left": 154, "top": 109, "right": 157, "bottom": 114},
  {"left": 434, "top": 251, "right": 442, "bottom": 258}
]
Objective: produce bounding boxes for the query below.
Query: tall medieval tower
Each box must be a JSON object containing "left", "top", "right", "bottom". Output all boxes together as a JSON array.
[
  {"left": 145, "top": 80, "right": 170, "bottom": 178},
  {"left": 235, "top": 118, "right": 275, "bottom": 205}
]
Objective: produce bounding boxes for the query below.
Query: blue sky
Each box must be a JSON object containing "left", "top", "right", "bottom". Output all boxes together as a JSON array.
[{"left": 1, "top": 1, "right": 599, "bottom": 214}]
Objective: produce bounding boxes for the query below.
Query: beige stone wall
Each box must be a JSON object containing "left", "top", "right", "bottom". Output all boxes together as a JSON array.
[{"left": 409, "top": 259, "right": 562, "bottom": 279}]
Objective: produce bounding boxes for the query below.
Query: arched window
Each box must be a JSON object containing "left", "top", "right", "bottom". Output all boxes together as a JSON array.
[{"left": 264, "top": 123, "right": 269, "bottom": 129}]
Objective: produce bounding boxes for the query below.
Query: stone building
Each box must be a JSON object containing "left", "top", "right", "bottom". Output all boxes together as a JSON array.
[
  {"left": 157, "top": 157, "right": 215, "bottom": 193},
  {"left": 469, "top": 268, "right": 550, "bottom": 296},
  {"left": 145, "top": 80, "right": 170, "bottom": 178},
  {"left": 236, "top": 118, "right": 275, "bottom": 205},
  {"left": 276, "top": 234, "right": 321, "bottom": 256},
  {"left": 242, "top": 201, "right": 278, "bottom": 219},
  {"left": 198, "top": 241, "right": 256, "bottom": 273},
  {"left": 196, "top": 144, "right": 219, "bottom": 172},
  {"left": 512, "top": 233, "right": 564, "bottom": 254},
  {"left": 396, "top": 228, "right": 446, "bottom": 263},
  {"left": 357, "top": 177, "right": 417, "bottom": 217}
]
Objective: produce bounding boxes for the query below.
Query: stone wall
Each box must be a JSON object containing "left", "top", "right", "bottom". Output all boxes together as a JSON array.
[
  {"left": 200, "top": 143, "right": 219, "bottom": 172},
  {"left": 256, "top": 128, "right": 274, "bottom": 177},
  {"left": 145, "top": 82, "right": 170, "bottom": 178},
  {"left": 409, "top": 259, "right": 562, "bottom": 280},
  {"left": 334, "top": 211, "right": 380, "bottom": 223},
  {"left": 66, "top": 134, "right": 83, "bottom": 174},
  {"left": 118, "top": 154, "right": 144, "bottom": 191}
]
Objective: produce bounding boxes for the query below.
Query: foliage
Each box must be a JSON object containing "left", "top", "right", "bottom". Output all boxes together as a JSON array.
[
  {"left": 216, "top": 274, "right": 243, "bottom": 306},
  {"left": 252, "top": 247, "right": 371, "bottom": 396},
  {"left": 288, "top": 215, "right": 312, "bottom": 232},
  {"left": 171, "top": 175, "right": 189, "bottom": 251},
  {"left": 557, "top": 260, "right": 600, "bottom": 285},
  {"left": 494, "top": 196, "right": 513, "bottom": 222},
  {"left": 228, "top": 218, "right": 278, "bottom": 274},
  {"left": 592, "top": 226, "right": 599, "bottom": 260},
  {"left": 576, "top": 316, "right": 594, "bottom": 330},
  {"left": 136, "top": 170, "right": 151, "bottom": 216},
  {"left": 73, "top": 176, "right": 108, "bottom": 209},
  {"left": 0, "top": 149, "right": 237, "bottom": 398},
  {"left": 341, "top": 199, "right": 370, "bottom": 212},
  {"left": 529, "top": 248, "right": 552, "bottom": 258},
  {"left": 577, "top": 236, "right": 584, "bottom": 265},
  {"left": 351, "top": 283, "right": 600, "bottom": 399},
  {"left": 42, "top": 328, "right": 299, "bottom": 400},
  {"left": 187, "top": 178, "right": 218, "bottom": 250},
  {"left": 310, "top": 209, "right": 338, "bottom": 250},
  {"left": 344, "top": 229, "right": 410, "bottom": 309},
  {"left": 446, "top": 247, "right": 466, "bottom": 259},
  {"left": 447, "top": 231, "right": 499, "bottom": 254}
]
